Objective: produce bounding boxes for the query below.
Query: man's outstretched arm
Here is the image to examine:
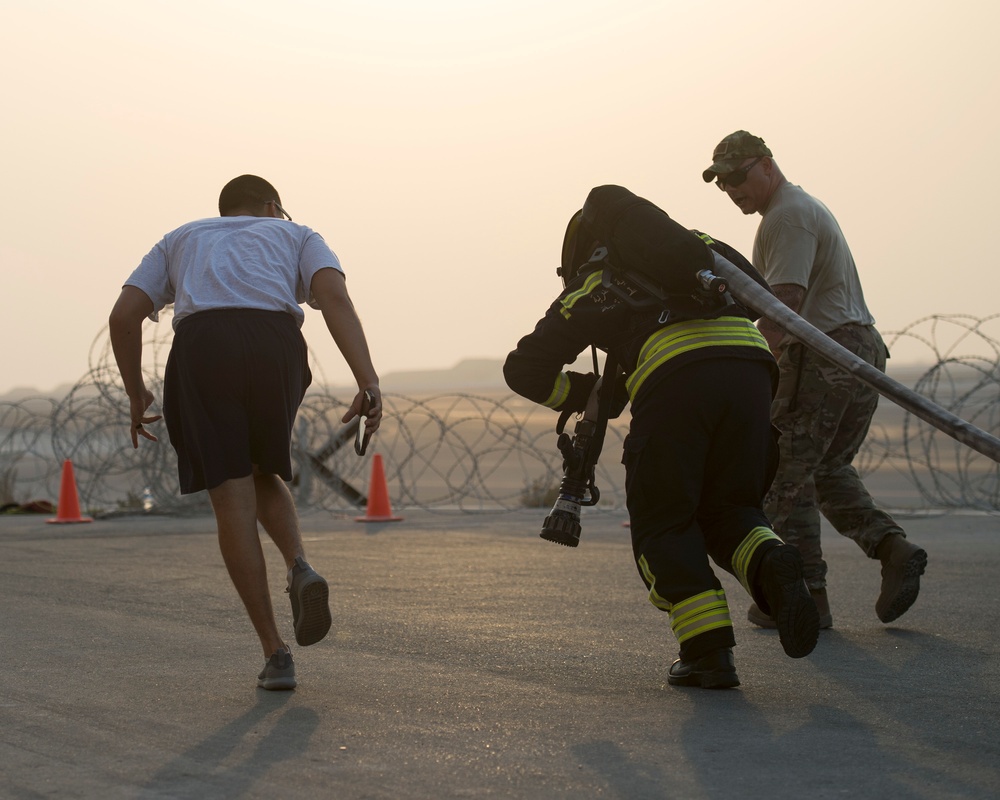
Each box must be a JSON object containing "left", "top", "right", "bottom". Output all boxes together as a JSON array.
[
  {"left": 108, "top": 286, "right": 162, "bottom": 447},
  {"left": 310, "top": 268, "right": 382, "bottom": 433}
]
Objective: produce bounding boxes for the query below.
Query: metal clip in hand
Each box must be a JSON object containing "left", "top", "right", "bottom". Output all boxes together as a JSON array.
[{"left": 355, "top": 389, "right": 375, "bottom": 456}]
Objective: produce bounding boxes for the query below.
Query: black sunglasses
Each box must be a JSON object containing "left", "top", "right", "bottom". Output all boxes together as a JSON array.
[
  {"left": 268, "top": 200, "right": 293, "bottom": 221},
  {"left": 716, "top": 157, "right": 763, "bottom": 191}
]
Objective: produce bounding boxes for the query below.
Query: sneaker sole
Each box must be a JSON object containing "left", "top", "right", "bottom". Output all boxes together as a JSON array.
[
  {"left": 764, "top": 546, "right": 820, "bottom": 659},
  {"left": 293, "top": 575, "right": 332, "bottom": 647},
  {"left": 258, "top": 675, "right": 297, "bottom": 691},
  {"left": 877, "top": 549, "right": 927, "bottom": 623}
]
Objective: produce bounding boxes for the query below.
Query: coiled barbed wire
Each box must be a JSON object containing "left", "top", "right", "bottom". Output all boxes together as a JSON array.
[
  {"left": 1, "top": 314, "right": 997, "bottom": 516},
  {"left": 882, "top": 314, "right": 1000, "bottom": 510}
]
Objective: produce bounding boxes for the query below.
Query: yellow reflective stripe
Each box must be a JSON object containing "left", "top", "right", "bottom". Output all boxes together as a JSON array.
[
  {"left": 626, "top": 317, "right": 770, "bottom": 400},
  {"left": 542, "top": 372, "right": 571, "bottom": 409},
  {"left": 638, "top": 558, "right": 734, "bottom": 643},
  {"left": 731, "top": 526, "right": 782, "bottom": 595},
  {"left": 559, "top": 270, "right": 603, "bottom": 320},
  {"left": 635, "top": 316, "right": 768, "bottom": 365},
  {"left": 675, "top": 615, "right": 734, "bottom": 644},
  {"left": 697, "top": 232, "right": 715, "bottom": 246},
  {"left": 670, "top": 589, "right": 732, "bottom": 644},
  {"left": 638, "top": 555, "right": 671, "bottom": 611}
]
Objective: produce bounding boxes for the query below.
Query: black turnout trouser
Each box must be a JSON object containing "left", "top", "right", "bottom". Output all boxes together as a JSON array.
[{"left": 623, "top": 356, "right": 779, "bottom": 659}]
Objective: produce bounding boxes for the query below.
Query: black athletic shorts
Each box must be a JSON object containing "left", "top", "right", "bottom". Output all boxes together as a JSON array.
[{"left": 163, "top": 309, "right": 312, "bottom": 494}]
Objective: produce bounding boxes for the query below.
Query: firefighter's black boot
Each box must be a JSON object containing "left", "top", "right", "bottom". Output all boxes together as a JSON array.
[
  {"left": 667, "top": 647, "right": 740, "bottom": 689},
  {"left": 758, "top": 544, "right": 820, "bottom": 659}
]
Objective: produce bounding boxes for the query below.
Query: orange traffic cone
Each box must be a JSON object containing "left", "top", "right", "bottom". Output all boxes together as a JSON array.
[
  {"left": 47, "top": 460, "right": 93, "bottom": 524},
  {"left": 355, "top": 453, "right": 403, "bottom": 523}
]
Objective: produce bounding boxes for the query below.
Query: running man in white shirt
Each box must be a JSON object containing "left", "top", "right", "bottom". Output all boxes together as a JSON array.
[{"left": 109, "top": 175, "right": 381, "bottom": 690}]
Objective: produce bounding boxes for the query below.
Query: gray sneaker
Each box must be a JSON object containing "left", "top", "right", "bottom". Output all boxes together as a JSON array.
[
  {"left": 257, "top": 649, "right": 296, "bottom": 691},
  {"left": 286, "top": 556, "right": 332, "bottom": 647}
]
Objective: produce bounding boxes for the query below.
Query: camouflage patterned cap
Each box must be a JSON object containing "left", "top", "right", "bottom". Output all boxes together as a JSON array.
[{"left": 701, "top": 131, "right": 772, "bottom": 182}]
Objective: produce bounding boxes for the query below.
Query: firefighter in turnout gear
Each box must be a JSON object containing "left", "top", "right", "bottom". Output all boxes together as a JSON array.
[{"left": 504, "top": 188, "right": 820, "bottom": 688}]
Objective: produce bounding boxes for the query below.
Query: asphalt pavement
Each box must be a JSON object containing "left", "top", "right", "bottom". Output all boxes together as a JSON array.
[{"left": 2, "top": 508, "right": 998, "bottom": 799}]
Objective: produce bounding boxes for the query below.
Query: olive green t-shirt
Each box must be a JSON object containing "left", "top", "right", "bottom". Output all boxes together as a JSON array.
[{"left": 753, "top": 182, "right": 875, "bottom": 334}]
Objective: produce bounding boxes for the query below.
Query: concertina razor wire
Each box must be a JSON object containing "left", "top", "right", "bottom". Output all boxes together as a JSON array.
[{"left": 0, "top": 314, "right": 997, "bottom": 517}]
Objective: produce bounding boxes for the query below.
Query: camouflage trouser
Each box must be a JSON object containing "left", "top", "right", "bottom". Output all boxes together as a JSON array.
[{"left": 763, "top": 324, "right": 906, "bottom": 589}]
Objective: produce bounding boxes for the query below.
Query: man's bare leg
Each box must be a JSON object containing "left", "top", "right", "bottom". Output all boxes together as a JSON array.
[
  {"left": 208, "top": 475, "right": 285, "bottom": 658},
  {"left": 251, "top": 469, "right": 331, "bottom": 646},
  {"left": 252, "top": 469, "right": 304, "bottom": 571}
]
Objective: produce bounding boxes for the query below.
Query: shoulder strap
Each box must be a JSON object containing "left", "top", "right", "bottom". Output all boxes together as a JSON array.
[{"left": 589, "top": 351, "right": 620, "bottom": 464}]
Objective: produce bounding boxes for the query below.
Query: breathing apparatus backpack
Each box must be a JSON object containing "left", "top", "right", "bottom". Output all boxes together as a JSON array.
[
  {"left": 559, "top": 184, "right": 733, "bottom": 319},
  {"left": 540, "top": 186, "right": 772, "bottom": 548}
]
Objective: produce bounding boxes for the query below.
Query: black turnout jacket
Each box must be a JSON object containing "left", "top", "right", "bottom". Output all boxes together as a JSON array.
[{"left": 503, "top": 235, "right": 777, "bottom": 416}]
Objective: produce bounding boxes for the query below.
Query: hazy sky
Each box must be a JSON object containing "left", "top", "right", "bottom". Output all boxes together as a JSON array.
[{"left": 2, "top": 0, "right": 998, "bottom": 395}]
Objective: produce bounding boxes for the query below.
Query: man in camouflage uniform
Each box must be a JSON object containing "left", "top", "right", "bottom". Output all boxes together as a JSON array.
[{"left": 703, "top": 131, "right": 928, "bottom": 628}]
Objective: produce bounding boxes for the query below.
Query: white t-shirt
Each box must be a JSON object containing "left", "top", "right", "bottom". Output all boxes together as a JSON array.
[
  {"left": 753, "top": 183, "right": 874, "bottom": 333},
  {"left": 125, "top": 216, "right": 344, "bottom": 329}
]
